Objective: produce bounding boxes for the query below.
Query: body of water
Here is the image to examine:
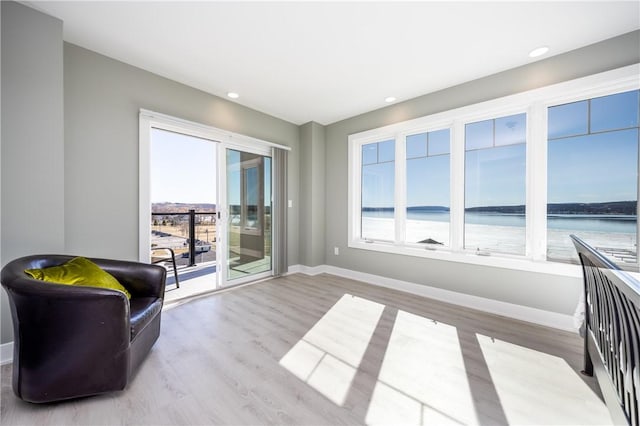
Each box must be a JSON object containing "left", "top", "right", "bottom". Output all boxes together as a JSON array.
[{"left": 363, "top": 210, "right": 637, "bottom": 234}]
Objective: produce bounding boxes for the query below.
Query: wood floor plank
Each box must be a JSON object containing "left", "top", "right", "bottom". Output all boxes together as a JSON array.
[{"left": 1, "top": 273, "right": 612, "bottom": 425}]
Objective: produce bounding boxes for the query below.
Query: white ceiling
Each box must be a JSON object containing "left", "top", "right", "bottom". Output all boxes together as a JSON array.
[{"left": 25, "top": 1, "right": 640, "bottom": 125}]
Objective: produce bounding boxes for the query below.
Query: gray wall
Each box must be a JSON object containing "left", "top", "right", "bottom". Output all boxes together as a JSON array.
[
  {"left": 0, "top": 10, "right": 301, "bottom": 344},
  {"left": 324, "top": 31, "right": 640, "bottom": 316},
  {"left": 64, "top": 43, "right": 300, "bottom": 264},
  {"left": 1, "top": 2, "right": 65, "bottom": 343},
  {"left": 299, "top": 122, "right": 326, "bottom": 266}
]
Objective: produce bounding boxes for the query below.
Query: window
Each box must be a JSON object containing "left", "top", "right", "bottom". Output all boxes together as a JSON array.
[
  {"left": 406, "top": 129, "right": 450, "bottom": 246},
  {"left": 361, "top": 139, "right": 395, "bottom": 241},
  {"left": 465, "top": 113, "right": 526, "bottom": 255},
  {"left": 547, "top": 90, "right": 639, "bottom": 265},
  {"left": 348, "top": 64, "right": 639, "bottom": 274}
]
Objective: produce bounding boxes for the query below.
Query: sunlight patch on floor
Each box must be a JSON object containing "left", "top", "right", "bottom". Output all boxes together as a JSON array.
[
  {"left": 366, "top": 310, "right": 473, "bottom": 426},
  {"left": 476, "top": 334, "right": 612, "bottom": 425},
  {"left": 279, "top": 294, "right": 385, "bottom": 405},
  {"left": 279, "top": 293, "right": 609, "bottom": 425},
  {"left": 163, "top": 270, "right": 216, "bottom": 304}
]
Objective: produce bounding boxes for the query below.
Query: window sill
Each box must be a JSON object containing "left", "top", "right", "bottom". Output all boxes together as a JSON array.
[{"left": 349, "top": 239, "right": 582, "bottom": 278}]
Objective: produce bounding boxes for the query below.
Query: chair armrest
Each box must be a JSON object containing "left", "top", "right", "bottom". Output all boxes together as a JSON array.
[
  {"left": 151, "top": 247, "right": 176, "bottom": 263},
  {"left": 92, "top": 258, "right": 166, "bottom": 298}
]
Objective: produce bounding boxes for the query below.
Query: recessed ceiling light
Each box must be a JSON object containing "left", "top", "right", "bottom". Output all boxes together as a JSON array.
[
  {"left": 227, "top": 92, "right": 239, "bottom": 99},
  {"left": 385, "top": 96, "right": 396, "bottom": 103},
  {"left": 529, "top": 46, "right": 549, "bottom": 58}
]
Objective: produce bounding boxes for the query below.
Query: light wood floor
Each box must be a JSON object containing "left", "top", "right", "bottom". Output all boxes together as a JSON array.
[{"left": 1, "top": 273, "right": 612, "bottom": 425}]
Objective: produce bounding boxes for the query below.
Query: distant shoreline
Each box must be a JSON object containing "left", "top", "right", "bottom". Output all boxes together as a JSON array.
[
  {"left": 152, "top": 202, "right": 216, "bottom": 214},
  {"left": 362, "top": 200, "right": 636, "bottom": 215}
]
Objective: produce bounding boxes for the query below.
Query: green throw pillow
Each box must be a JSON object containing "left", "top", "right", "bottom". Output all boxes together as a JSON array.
[{"left": 25, "top": 257, "right": 131, "bottom": 299}]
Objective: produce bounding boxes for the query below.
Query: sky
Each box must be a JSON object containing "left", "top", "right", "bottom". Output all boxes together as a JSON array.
[
  {"left": 151, "top": 128, "right": 216, "bottom": 204},
  {"left": 547, "top": 90, "right": 639, "bottom": 204},
  {"left": 151, "top": 129, "right": 271, "bottom": 206},
  {"left": 548, "top": 129, "right": 637, "bottom": 203},
  {"left": 362, "top": 90, "right": 639, "bottom": 209}
]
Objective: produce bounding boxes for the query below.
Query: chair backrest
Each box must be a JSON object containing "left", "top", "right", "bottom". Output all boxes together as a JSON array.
[
  {"left": 1, "top": 254, "right": 132, "bottom": 301},
  {"left": 571, "top": 235, "right": 640, "bottom": 426}
]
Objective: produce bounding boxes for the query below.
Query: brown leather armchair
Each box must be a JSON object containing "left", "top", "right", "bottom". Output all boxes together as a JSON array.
[{"left": 1, "top": 254, "right": 166, "bottom": 403}]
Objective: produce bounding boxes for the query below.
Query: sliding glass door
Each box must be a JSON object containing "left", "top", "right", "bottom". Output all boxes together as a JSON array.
[
  {"left": 140, "top": 110, "right": 283, "bottom": 293},
  {"left": 224, "top": 149, "right": 272, "bottom": 284}
]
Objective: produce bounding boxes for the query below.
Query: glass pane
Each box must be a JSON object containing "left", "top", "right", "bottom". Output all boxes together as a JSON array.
[
  {"left": 362, "top": 143, "right": 377, "bottom": 165},
  {"left": 591, "top": 90, "right": 640, "bottom": 133},
  {"left": 150, "top": 128, "right": 217, "bottom": 288},
  {"left": 495, "top": 113, "right": 526, "bottom": 147},
  {"left": 362, "top": 139, "right": 395, "bottom": 241},
  {"left": 547, "top": 129, "right": 638, "bottom": 264},
  {"left": 227, "top": 149, "right": 272, "bottom": 281},
  {"left": 465, "top": 144, "right": 526, "bottom": 255},
  {"left": 244, "top": 166, "right": 259, "bottom": 229},
  {"left": 264, "top": 157, "right": 272, "bottom": 214},
  {"left": 378, "top": 139, "right": 395, "bottom": 162},
  {"left": 465, "top": 120, "right": 493, "bottom": 150},
  {"left": 406, "top": 154, "right": 450, "bottom": 245},
  {"left": 406, "top": 133, "right": 428, "bottom": 159},
  {"left": 264, "top": 157, "right": 272, "bottom": 276},
  {"left": 548, "top": 101, "right": 588, "bottom": 139},
  {"left": 428, "top": 129, "right": 450, "bottom": 156}
]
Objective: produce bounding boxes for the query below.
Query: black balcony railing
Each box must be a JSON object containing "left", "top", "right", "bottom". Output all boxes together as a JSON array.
[{"left": 151, "top": 209, "right": 216, "bottom": 267}]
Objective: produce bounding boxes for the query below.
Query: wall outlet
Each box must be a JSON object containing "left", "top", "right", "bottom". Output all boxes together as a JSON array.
[
  {"left": 334, "top": 247, "right": 339, "bottom": 255},
  {"left": 288, "top": 200, "right": 292, "bottom": 208}
]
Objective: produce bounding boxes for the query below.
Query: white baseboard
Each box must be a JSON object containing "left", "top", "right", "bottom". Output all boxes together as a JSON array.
[
  {"left": 286, "top": 264, "right": 325, "bottom": 276},
  {"left": 1, "top": 342, "right": 13, "bottom": 365},
  {"left": 288, "top": 263, "right": 576, "bottom": 332}
]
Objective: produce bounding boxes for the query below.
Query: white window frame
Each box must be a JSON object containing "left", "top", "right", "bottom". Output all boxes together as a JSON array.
[{"left": 348, "top": 64, "right": 640, "bottom": 277}]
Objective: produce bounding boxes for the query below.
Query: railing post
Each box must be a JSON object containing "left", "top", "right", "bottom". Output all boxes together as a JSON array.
[{"left": 188, "top": 209, "right": 196, "bottom": 267}]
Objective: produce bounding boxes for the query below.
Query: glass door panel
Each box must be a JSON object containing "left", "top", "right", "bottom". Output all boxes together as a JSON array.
[
  {"left": 150, "top": 127, "right": 219, "bottom": 299},
  {"left": 226, "top": 149, "right": 272, "bottom": 283}
]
